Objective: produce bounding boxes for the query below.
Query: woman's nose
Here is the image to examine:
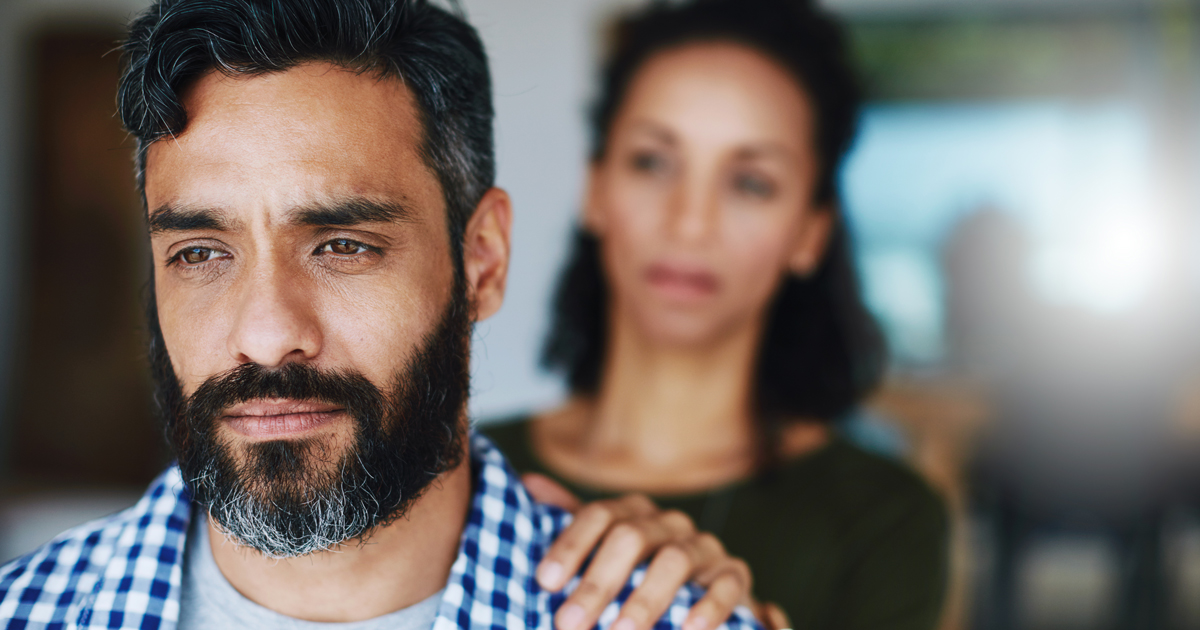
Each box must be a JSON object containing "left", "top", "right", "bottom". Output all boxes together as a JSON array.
[{"left": 664, "top": 179, "right": 719, "bottom": 244}]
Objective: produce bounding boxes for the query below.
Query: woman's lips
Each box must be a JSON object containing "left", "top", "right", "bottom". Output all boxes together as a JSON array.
[
  {"left": 645, "top": 263, "right": 720, "bottom": 301},
  {"left": 223, "top": 398, "right": 347, "bottom": 439}
]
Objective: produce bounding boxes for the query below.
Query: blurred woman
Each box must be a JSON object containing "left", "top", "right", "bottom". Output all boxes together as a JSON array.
[{"left": 486, "top": 0, "right": 949, "bottom": 628}]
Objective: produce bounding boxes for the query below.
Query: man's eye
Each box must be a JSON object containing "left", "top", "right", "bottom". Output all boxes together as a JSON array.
[
  {"left": 175, "top": 247, "right": 222, "bottom": 265},
  {"left": 320, "top": 239, "right": 370, "bottom": 256}
]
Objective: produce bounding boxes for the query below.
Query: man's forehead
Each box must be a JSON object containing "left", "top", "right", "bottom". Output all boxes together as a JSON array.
[
  {"left": 184, "top": 64, "right": 416, "bottom": 132},
  {"left": 144, "top": 62, "right": 438, "bottom": 217}
]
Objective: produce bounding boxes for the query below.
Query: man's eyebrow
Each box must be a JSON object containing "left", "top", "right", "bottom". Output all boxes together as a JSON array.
[
  {"left": 148, "top": 205, "right": 230, "bottom": 234},
  {"left": 291, "top": 199, "right": 416, "bottom": 227}
]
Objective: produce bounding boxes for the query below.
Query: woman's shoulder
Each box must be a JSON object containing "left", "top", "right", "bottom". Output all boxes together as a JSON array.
[{"left": 779, "top": 438, "right": 948, "bottom": 530}]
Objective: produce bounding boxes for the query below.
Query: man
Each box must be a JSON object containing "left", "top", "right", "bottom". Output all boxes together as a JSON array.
[{"left": 0, "top": 1, "right": 761, "bottom": 629}]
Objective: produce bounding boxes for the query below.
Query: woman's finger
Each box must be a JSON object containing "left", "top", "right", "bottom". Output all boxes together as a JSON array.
[
  {"left": 553, "top": 514, "right": 686, "bottom": 630},
  {"left": 537, "top": 494, "right": 657, "bottom": 591},
  {"left": 757, "top": 602, "right": 791, "bottom": 630},
  {"left": 608, "top": 543, "right": 694, "bottom": 630},
  {"left": 523, "top": 473, "right": 583, "bottom": 512},
  {"left": 609, "top": 528, "right": 736, "bottom": 630},
  {"left": 681, "top": 533, "right": 731, "bottom": 585},
  {"left": 680, "top": 566, "right": 751, "bottom": 630}
]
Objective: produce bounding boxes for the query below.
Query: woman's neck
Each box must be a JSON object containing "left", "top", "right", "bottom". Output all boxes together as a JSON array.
[
  {"left": 534, "top": 307, "right": 768, "bottom": 494},
  {"left": 592, "top": 310, "right": 761, "bottom": 466}
]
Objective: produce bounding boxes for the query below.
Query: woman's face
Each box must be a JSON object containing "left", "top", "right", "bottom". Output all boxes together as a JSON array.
[{"left": 588, "top": 41, "right": 832, "bottom": 348}]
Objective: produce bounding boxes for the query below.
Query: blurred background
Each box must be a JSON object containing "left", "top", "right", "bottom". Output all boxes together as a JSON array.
[{"left": 0, "top": 0, "right": 1198, "bottom": 627}]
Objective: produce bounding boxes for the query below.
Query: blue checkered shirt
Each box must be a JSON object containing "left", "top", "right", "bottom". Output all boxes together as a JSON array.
[{"left": 0, "top": 433, "right": 761, "bottom": 630}]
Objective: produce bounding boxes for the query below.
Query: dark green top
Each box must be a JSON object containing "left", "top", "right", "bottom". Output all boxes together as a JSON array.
[{"left": 482, "top": 417, "right": 950, "bottom": 630}]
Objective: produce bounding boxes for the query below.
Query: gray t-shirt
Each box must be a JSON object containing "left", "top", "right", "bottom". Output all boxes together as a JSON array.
[{"left": 179, "top": 511, "right": 443, "bottom": 630}]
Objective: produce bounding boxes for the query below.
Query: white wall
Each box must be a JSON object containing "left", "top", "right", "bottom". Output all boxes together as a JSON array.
[{"left": 461, "top": 0, "right": 641, "bottom": 421}]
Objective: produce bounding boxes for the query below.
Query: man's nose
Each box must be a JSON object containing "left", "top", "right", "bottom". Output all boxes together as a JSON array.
[{"left": 226, "top": 262, "right": 322, "bottom": 368}]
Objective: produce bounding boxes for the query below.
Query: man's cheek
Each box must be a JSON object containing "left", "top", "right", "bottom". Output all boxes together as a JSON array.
[
  {"left": 160, "top": 312, "right": 228, "bottom": 395},
  {"left": 323, "top": 291, "right": 428, "bottom": 378}
]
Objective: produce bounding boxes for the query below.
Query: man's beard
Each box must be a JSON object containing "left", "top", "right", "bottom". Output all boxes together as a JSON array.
[{"left": 148, "top": 280, "right": 471, "bottom": 559}]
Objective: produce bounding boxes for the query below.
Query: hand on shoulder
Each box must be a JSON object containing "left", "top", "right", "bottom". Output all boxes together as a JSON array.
[{"left": 526, "top": 473, "right": 788, "bottom": 630}]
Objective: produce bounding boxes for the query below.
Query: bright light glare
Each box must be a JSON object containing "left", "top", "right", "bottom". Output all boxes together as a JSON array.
[
  {"left": 1033, "top": 212, "right": 1168, "bottom": 315},
  {"left": 859, "top": 248, "right": 945, "bottom": 362}
]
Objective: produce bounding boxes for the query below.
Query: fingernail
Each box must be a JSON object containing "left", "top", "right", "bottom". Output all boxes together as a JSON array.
[
  {"left": 683, "top": 616, "right": 710, "bottom": 630},
  {"left": 538, "top": 561, "right": 564, "bottom": 588},
  {"left": 614, "top": 618, "right": 637, "bottom": 630},
  {"left": 559, "top": 604, "right": 585, "bottom": 630}
]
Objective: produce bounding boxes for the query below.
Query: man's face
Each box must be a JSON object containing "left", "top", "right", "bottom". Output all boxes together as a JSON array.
[
  {"left": 144, "top": 63, "right": 475, "bottom": 556},
  {"left": 147, "top": 63, "right": 454, "bottom": 411}
]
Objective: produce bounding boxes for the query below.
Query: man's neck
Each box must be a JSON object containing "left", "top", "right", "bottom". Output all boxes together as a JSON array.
[{"left": 206, "top": 459, "right": 471, "bottom": 623}]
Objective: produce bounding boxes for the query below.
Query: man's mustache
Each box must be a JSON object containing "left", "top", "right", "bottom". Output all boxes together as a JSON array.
[{"left": 182, "top": 362, "right": 389, "bottom": 433}]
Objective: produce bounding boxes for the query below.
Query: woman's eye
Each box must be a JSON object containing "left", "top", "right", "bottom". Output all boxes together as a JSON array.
[
  {"left": 733, "top": 173, "right": 776, "bottom": 199},
  {"left": 320, "top": 239, "right": 370, "bottom": 256},
  {"left": 631, "top": 151, "right": 668, "bottom": 174},
  {"left": 175, "top": 247, "right": 223, "bottom": 265}
]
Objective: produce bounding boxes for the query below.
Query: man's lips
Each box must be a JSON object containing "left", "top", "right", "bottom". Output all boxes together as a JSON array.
[{"left": 222, "top": 398, "right": 347, "bottom": 439}]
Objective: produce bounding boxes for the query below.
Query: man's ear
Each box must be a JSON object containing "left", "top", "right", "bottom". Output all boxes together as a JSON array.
[
  {"left": 788, "top": 207, "right": 835, "bottom": 277},
  {"left": 581, "top": 162, "right": 607, "bottom": 236},
  {"left": 463, "top": 187, "right": 513, "bottom": 322}
]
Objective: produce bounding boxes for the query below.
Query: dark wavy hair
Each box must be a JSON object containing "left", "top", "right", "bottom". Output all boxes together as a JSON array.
[
  {"left": 542, "top": 0, "right": 887, "bottom": 442},
  {"left": 118, "top": 0, "right": 493, "bottom": 265}
]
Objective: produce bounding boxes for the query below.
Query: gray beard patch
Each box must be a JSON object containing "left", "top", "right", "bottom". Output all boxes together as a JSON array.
[{"left": 193, "top": 437, "right": 386, "bottom": 558}]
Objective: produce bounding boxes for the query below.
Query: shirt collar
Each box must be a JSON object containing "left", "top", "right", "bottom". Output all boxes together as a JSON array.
[
  {"left": 78, "top": 431, "right": 565, "bottom": 630},
  {"left": 433, "top": 432, "right": 568, "bottom": 630}
]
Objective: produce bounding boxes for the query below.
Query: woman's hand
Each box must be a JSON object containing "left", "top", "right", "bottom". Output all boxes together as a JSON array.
[{"left": 523, "top": 473, "right": 788, "bottom": 630}]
